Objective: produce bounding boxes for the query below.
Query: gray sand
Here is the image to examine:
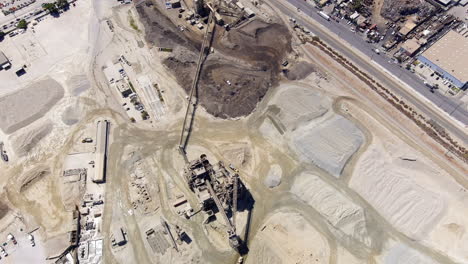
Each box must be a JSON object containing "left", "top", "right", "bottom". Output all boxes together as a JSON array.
[
  {"left": 0, "top": 78, "right": 64, "bottom": 134},
  {"left": 291, "top": 115, "right": 364, "bottom": 177},
  {"left": 264, "top": 164, "right": 282, "bottom": 188},
  {"left": 67, "top": 74, "right": 89, "bottom": 96},
  {"left": 10, "top": 120, "right": 53, "bottom": 156}
]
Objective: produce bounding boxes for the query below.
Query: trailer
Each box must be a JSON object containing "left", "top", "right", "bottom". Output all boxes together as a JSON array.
[{"left": 318, "top": 11, "right": 330, "bottom": 21}]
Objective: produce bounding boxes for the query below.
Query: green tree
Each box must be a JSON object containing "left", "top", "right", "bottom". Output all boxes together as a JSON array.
[
  {"left": 17, "top": 19, "right": 28, "bottom": 29},
  {"left": 141, "top": 111, "right": 150, "bottom": 120},
  {"left": 42, "top": 3, "right": 59, "bottom": 15},
  {"left": 351, "top": 0, "right": 362, "bottom": 11},
  {"left": 0, "top": 31, "right": 5, "bottom": 39},
  {"left": 56, "top": 0, "right": 69, "bottom": 9}
]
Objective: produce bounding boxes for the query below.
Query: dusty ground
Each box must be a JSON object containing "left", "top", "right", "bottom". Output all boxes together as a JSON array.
[
  {"left": 370, "top": 0, "right": 388, "bottom": 28},
  {"left": 283, "top": 61, "right": 316, "bottom": 80},
  {"left": 0, "top": 78, "right": 64, "bottom": 134},
  {"left": 0, "top": 0, "right": 465, "bottom": 264},
  {"left": 246, "top": 210, "right": 331, "bottom": 264}
]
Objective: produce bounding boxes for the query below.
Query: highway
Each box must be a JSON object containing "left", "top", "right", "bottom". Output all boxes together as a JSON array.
[{"left": 270, "top": 0, "right": 468, "bottom": 144}]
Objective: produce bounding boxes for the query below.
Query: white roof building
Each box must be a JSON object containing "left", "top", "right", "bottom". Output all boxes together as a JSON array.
[{"left": 93, "top": 120, "right": 109, "bottom": 183}]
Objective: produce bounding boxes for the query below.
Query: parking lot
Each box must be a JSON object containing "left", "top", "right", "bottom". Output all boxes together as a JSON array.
[
  {"left": 0, "top": 213, "right": 46, "bottom": 264},
  {"left": 414, "top": 63, "right": 462, "bottom": 97},
  {"left": 0, "top": 0, "right": 49, "bottom": 28},
  {"left": 1, "top": 0, "right": 36, "bottom": 15}
]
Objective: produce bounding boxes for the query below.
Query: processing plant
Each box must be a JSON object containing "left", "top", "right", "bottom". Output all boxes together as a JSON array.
[{"left": 184, "top": 154, "right": 242, "bottom": 250}]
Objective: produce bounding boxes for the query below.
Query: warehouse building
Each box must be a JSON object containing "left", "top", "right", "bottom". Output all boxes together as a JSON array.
[
  {"left": 112, "top": 227, "right": 126, "bottom": 246},
  {"left": 418, "top": 30, "right": 468, "bottom": 90},
  {"left": 93, "top": 120, "right": 109, "bottom": 183}
]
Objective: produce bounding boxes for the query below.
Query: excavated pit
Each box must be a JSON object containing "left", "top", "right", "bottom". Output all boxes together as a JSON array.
[{"left": 136, "top": 2, "right": 292, "bottom": 118}]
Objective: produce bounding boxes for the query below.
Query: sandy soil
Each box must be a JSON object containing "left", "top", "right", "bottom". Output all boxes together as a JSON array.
[
  {"left": 246, "top": 210, "right": 330, "bottom": 264},
  {"left": 346, "top": 100, "right": 468, "bottom": 262},
  {"left": 0, "top": 78, "right": 64, "bottom": 134},
  {"left": 269, "top": 84, "right": 331, "bottom": 132},
  {"left": 291, "top": 114, "right": 364, "bottom": 177},
  {"left": 0, "top": 1, "right": 465, "bottom": 263},
  {"left": 291, "top": 172, "right": 371, "bottom": 246},
  {"left": 382, "top": 243, "right": 439, "bottom": 264},
  {"left": 264, "top": 164, "right": 282, "bottom": 188},
  {"left": 17, "top": 164, "right": 51, "bottom": 192},
  {"left": 9, "top": 119, "right": 54, "bottom": 157},
  {"left": 351, "top": 144, "right": 445, "bottom": 239}
]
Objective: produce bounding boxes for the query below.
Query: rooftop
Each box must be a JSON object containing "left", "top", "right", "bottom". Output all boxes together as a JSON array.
[
  {"left": 421, "top": 30, "right": 468, "bottom": 83},
  {"left": 435, "top": 0, "right": 451, "bottom": 5},
  {"left": 0, "top": 51, "right": 9, "bottom": 65},
  {"left": 401, "top": 38, "right": 421, "bottom": 55},
  {"left": 399, "top": 20, "right": 417, "bottom": 36},
  {"left": 103, "top": 62, "right": 123, "bottom": 83}
]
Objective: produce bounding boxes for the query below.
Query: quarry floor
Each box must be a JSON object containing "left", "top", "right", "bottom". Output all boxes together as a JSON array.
[{"left": 0, "top": 0, "right": 466, "bottom": 264}]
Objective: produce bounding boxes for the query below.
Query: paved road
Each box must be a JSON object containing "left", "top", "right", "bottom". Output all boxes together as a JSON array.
[{"left": 271, "top": 0, "right": 468, "bottom": 144}]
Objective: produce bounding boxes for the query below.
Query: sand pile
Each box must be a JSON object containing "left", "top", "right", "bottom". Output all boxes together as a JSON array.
[
  {"left": 350, "top": 146, "right": 444, "bottom": 240},
  {"left": 291, "top": 114, "right": 364, "bottom": 177},
  {"left": 264, "top": 164, "right": 282, "bottom": 188},
  {"left": 136, "top": 2, "right": 291, "bottom": 118},
  {"left": 18, "top": 165, "right": 51, "bottom": 192},
  {"left": 67, "top": 74, "right": 90, "bottom": 96},
  {"left": 0, "top": 78, "right": 64, "bottom": 134},
  {"left": 270, "top": 85, "right": 331, "bottom": 132},
  {"left": 344, "top": 101, "right": 468, "bottom": 263},
  {"left": 258, "top": 117, "right": 284, "bottom": 145},
  {"left": 246, "top": 211, "right": 330, "bottom": 264},
  {"left": 10, "top": 120, "right": 54, "bottom": 157},
  {"left": 61, "top": 100, "right": 83, "bottom": 126},
  {"left": 219, "top": 142, "right": 251, "bottom": 169},
  {"left": 291, "top": 172, "right": 371, "bottom": 246},
  {"left": 383, "top": 244, "right": 439, "bottom": 264}
]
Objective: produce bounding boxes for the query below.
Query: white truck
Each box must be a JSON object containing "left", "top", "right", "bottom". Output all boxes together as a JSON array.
[{"left": 318, "top": 11, "right": 330, "bottom": 21}]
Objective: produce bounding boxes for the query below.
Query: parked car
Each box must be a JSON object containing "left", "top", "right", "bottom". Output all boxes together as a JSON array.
[
  {"left": 0, "top": 246, "right": 8, "bottom": 257},
  {"left": 28, "top": 234, "right": 35, "bottom": 247}
]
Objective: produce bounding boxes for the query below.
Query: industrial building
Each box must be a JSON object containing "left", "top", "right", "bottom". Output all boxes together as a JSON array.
[
  {"left": 112, "top": 227, "right": 126, "bottom": 246},
  {"left": 418, "top": 30, "right": 468, "bottom": 90},
  {"left": 103, "top": 61, "right": 124, "bottom": 83},
  {"left": 184, "top": 155, "right": 242, "bottom": 249},
  {"left": 0, "top": 51, "right": 11, "bottom": 70},
  {"left": 93, "top": 120, "right": 109, "bottom": 183},
  {"left": 115, "top": 81, "right": 133, "bottom": 98}
]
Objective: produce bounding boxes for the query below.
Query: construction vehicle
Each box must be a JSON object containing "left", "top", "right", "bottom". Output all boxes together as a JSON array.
[
  {"left": 0, "top": 142, "right": 8, "bottom": 162},
  {"left": 81, "top": 138, "right": 93, "bottom": 143}
]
